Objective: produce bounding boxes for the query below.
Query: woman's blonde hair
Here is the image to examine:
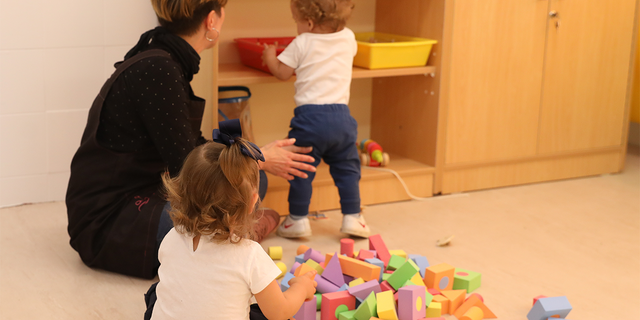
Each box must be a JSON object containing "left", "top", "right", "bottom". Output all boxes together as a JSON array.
[
  {"left": 292, "top": 0, "right": 354, "bottom": 32},
  {"left": 162, "top": 139, "right": 261, "bottom": 243},
  {"left": 151, "top": 0, "right": 228, "bottom": 35}
]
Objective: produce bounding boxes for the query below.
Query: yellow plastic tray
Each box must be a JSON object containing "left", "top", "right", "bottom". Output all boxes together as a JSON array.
[{"left": 354, "top": 32, "right": 437, "bottom": 69}]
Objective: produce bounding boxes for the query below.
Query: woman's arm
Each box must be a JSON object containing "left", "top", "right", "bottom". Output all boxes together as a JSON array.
[
  {"left": 260, "top": 138, "right": 316, "bottom": 180},
  {"left": 254, "top": 270, "right": 317, "bottom": 320}
]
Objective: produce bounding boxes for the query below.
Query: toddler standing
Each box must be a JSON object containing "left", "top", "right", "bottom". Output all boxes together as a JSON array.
[{"left": 262, "top": 0, "right": 370, "bottom": 239}]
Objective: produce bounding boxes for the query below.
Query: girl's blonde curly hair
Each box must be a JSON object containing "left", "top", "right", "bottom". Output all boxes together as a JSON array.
[
  {"left": 292, "top": 0, "right": 355, "bottom": 32},
  {"left": 162, "top": 139, "right": 261, "bottom": 243}
]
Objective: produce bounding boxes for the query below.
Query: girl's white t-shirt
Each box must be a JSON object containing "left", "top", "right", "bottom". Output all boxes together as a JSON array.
[
  {"left": 277, "top": 27, "right": 358, "bottom": 106},
  {"left": 151, "top": 228, "right": 281, "bottom": 320}
]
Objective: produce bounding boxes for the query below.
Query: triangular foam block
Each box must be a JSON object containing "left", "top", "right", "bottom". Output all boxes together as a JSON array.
[{"left": 322, "top": 252, "right": 346, "bottom": 287}]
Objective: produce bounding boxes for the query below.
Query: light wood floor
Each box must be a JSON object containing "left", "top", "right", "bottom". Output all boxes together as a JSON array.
[{"left": 1, "top": 146, "right": 638, "bottom": 320}]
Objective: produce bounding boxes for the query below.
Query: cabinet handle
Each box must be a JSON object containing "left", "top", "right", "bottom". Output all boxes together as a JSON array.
[{"left": 549, "top": 10, "right": 558, "bottom": 18}]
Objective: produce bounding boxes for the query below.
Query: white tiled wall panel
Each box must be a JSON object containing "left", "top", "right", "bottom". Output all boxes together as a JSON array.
[{"left": 0, "top": 0, "right": 156, "bottom": 207}]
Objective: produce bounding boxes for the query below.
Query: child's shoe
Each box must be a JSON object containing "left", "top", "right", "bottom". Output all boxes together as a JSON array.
[
  {"left": 276, "top": 215, "right": 312, "bottom": 238},
  {"left": 340, "top": 214, "right": 371, "bottom": 238}
]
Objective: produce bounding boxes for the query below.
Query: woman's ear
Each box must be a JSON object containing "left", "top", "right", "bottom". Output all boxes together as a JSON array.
[{"left": 207, "top": 7, "right": 225, "bottom": 31}]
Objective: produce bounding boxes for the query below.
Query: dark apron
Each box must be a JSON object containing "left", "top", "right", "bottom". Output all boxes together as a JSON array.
[{"left": 66, "top": 49, "right": 205, "bottom": 279}]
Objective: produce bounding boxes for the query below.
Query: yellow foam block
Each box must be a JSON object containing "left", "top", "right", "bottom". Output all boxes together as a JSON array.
[
  {"left": 388, "top": 250, "right": 407, "bottom": 259},
  {"left": 425, "top": 302, "right": 442, "bottom": 318},
  {"left": 326, "top": 253, "right": 381, "bottom": 282},
  {"left": 295, "top": 262, "right": 316, "bottom": 277},
  {"left": 268, "top": 246, "right": 283, "bottom": 260},
  {"left": 376, "top": 291, "right": 399, "bottom": 320},
  {"left": 410, "top": 272, "right": 426, "bottom": 287},
  {"left": 460, "top": 306, "right": 483, "bottom": 320},
  {"left": 349, "top": 278, "right": 365, "bottom": 287},
  {"left": 275, "top": 262, "right": 287, "bottom": 279},
  {"left": 304, "top": 259, "right": 325, "bottom": 275}
]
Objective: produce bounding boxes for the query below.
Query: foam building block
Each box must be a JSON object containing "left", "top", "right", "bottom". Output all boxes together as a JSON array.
[
  {"left": 389, "top": 249, "right": 407, "bottom": 259},
  {"left": 294, "top": 295, "right": 317, "bottom": 320},
  {"left": 532, "top": 295, "right": 547, "bottom": 306},
  {"left": 294, "top": 262, "right": 316, "bottom": 276},
  {"left": 344, "top": 274, "right": 354, "bottom": 284},
  {"left": 369, "top": 234, "right": 392, "bottom": 266},
  {"left": 425, "top": 302, "right": 442, "bottom": 318},
  {"left": 349, "top": 278, "right": 365, "bottom": 287},
  {"left": 325, "top": 253, "right": 381, "bottom": 282},
  {"left": 453, "top": 293, "right": 496, "bottom": 319},
  {"left": 422, "top": 318, "right": 445, "bottom": 320},
  {"left": 409, "top": 272, "right": 426, "bottom": 287},
  {"left": 376, "top": 290, "right": 399, "bottom": 320},
  {"left": 427, "top": 288, "right": 440, "bottom": 296},
  {"left": 304, "top": 248, "right": 326, "bottom": 264},
  {"left": 408, "top": 254, "right": 430, "bottom": 278},
  {"left": 353, "top": 291, "right": 378, "bottom": 320},
  {"left": 380, "top": 280, "right": 394, "bottom": 292},
  {"left": 526, "top": 296, "right": 572, "bottom": 320},
  {"left": 348, "top": 279, "right": 382, "bottom": 300},
  {"left": 275, "top": 262, "right": 287, "bottom": 279},
  {"left": 357, "top": 249, "right": 376, "bottom": 261},
  {"left": 316, "top": 273, "right": 341, "bottom": 293},
  {"left": 341, "top": 238, "right": 355, "bottom": 257},
  {"left": 452, "top": 268, "right": 481, "bottom": 293},
  {"left": 281, "top": 272, "right": 295, "bottom": 291},
  {"left": 268, "top": 246, "right": 283, "bottom": 260},
  {"left": 423, "top": 263, "right": 455, "bottom": 291},
  {"left": 338, "top": 284, "right": 349, "bottom": 291},
  {"left": 315, "top": 293, "right": 322, "bottom": 310},
  {"left": 440, "top": 289, "right": 466, "bottom": 314},
  {"left": 431, "top": 295, "right": 449, "bottom": 315},
  {"left": 397, "top": 285, "right": 426, "bottom": 320},
  {"left": 290, "top": 262, "right": 301, "bottom": 274},
  {"left": 297, "top": 244, "right": 310, "bottom": 255},
  {"left": 338, "top": 310, "right": 357, "bottom": 320},
  {"left": 459, "top": 306, "right": 483, "bottom": 320},
  {"left": 322, "top": 253, "right": 346, "bottom": 287},
  {"left": 387, "top": 255, "right": 406, "bottom": 271},
  {"left": 321, "top": 290, "right": 356, "bottom": 320},
  {"left": 305, "top": 259, "right": 324, "bottom": 275},
  {"left": 295, "top": 254, "right": 306, "bottom": 264},
  {"left": 365, "top": 258, "right": 385, "bottom": 282},
  {"left": 387, "top": 259, "right": 420, "bottom": 290}
]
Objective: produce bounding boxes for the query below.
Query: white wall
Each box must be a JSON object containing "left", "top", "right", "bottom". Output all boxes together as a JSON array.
[{"left": 0, "top": 0, "right": 158, "bottom": 207}]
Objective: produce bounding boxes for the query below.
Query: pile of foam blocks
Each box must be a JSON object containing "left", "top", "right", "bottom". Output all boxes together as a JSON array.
[{"left": 268, "top": 234, "right": 496, "bottom": 320}]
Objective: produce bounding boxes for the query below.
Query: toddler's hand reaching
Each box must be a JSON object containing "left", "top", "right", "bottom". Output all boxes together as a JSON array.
[
  {"left": 262, "top": 42, "right": 278, "bottom": 66},
  {"left": 288, "top": 270, "right": 318, "bottom": 301}
]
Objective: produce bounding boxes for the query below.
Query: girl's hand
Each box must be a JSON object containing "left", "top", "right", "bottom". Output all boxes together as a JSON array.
[{"left": 288, "top": 270, "right": 318, "bottom": 300}]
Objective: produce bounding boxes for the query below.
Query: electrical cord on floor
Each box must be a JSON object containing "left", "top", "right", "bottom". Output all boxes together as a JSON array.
[{"left": 361, "top": 166, "right": 432, "bottom": 201}]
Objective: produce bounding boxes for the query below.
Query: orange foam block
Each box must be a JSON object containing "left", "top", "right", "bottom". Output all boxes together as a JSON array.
[
  {"left": 423, "top": 263, "right": 455, "bottom": 291},
  {"left": 453, "top": 293, "right": 496, "bottom": 319},
  {"left": 431, "top": 295, "right": 449, "bottom": 315},
  {"left": 325, "top": 253, "right": 381, "bottom": 282},
  {"left": 440, "top": 289, "right": 466, "bottom": 314},
  {"left": 297, "top": 244, "right": 311, "bottom": 255},
  {"left": 460, "top": 306, "right": 483, "bottom": 320},
  {"left": 294, "top": 262, "right": 316, "bottom": 277}
]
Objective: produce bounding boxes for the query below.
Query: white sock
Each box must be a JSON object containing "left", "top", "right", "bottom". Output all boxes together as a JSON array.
[
  {"left": 344, "top": 213, "right": 361, "bottom": 219},
  {"left": 289, "top": 215, "right": 307, "bottom": 221}
]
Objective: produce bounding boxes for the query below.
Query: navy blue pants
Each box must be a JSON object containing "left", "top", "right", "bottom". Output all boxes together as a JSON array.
[{"left": 287, "top": 104, "right": 361, "bottom": 216}]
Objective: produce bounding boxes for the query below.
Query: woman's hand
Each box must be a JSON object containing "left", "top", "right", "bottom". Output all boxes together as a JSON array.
[{"left": 260, "top": 138, "right": 315, "bottom": 180}]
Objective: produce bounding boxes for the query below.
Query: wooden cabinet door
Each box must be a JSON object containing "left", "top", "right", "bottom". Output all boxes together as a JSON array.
[
  {"left": 445, "top": 0, "right": 548, "bottom": 164},
  {"left": 538, "top": 0, "right": 638, "bottom": 154}
]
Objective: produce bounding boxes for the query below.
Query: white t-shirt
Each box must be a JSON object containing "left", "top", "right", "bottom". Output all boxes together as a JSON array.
[
  {"left": 151, "top": 228, "right": 282, "bottom": 320},
  {"left": 277, "top": 27, "right": 358, "bottom": 106}
]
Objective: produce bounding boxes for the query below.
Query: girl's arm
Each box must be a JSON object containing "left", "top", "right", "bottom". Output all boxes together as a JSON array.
[
  {"left": 254, "top": 270, "right": 317, "bottom": 320},
  {"left": 262, "top": 43, "right": 295, "bottom": 81}
]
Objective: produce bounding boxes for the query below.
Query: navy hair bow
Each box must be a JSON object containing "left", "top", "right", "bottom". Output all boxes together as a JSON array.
[{"left": 212, "top": 119, "right": 265, "bottom": 162}]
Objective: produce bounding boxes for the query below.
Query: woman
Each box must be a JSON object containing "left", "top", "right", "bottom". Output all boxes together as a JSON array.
[{"left": 66, "top": 0, "right": 315, "bottom": 279}]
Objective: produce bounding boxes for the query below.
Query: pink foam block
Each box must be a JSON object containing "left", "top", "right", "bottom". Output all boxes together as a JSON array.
[
  {"left": 340, "top": 238, "right": 355, "bottom": 257},
  {"left": 357, "top": 249, "right": 376, "bottom": 261},
  {"left": 398, "top": 285, "right": 426, "bottom": 320},
  {"left": 380, "top": 280, "right": 395, "bottom": 292},
  {"left": 290, "top": 262, "right": 301, "bottom": 274},
  {"left": 369, "top": 234, "right": 391, "bottom": 266},
  {"left": 347, "top": 279, "right": 381, "bottom": 300},
  {"left": 294, "top": 295, "right": 317, "bottom": 320}
]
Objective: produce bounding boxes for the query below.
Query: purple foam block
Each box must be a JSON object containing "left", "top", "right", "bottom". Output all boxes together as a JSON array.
[
  {"left": 321, "top": 252, "right": 345, "bottom": 287},
  {"left": 347, "top": 279, "right": 381, "bottom": 301},
  {"left": 315, "top": 273, "right": 340, "bottom": 294},
  {"left": 294, "top": 295, "right": 317, "bottom": 320},
  {"left": 304, "top": 248, "right": 325, "bottom": 264},
  {"left": 290, "top": 262, "right": 301, "bottom": 274}
]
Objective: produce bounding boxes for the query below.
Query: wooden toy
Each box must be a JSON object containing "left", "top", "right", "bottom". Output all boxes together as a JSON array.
[
  {"left": 304, "top": 248, "right": 325, "bottom": 264},
  {"left": 423, "top": 263, "right": 455, "bottom": 291},
  {"left": 397, "top": 285, "right": 426, "bottom": 320},
  {"left": 459, "top": 306, "right": 483, "bottom": 320},
  {"left": 268, "top": 246, "right": 283, "bottom": 260},
  {"left": 321, "top": 290, "right": 356, "bottom": 320},
  {"left": 316, "top": 273, "right": 341, "bottom": 293},
  {"left": 338, "top": 310, "right": 357, "bottom": 320},
  {"left": 452, "top": 268, "right": 481, "bottom": 293},
  {"left": 408, "top": 254, "right": 430, "bottom": 278},
  {"left": 387, "top": 255, "right": 406, "bottom": 271},
  {"left": 376, "top": 290, "right": 399, "bottom": 320},
  {"left": 440, "top": 289, "right": 466, "bottom": 314},
  {"left": 347, "top": 280, "right": 381, "bottom": 300},
  {"left": 431, "top": 295, "right": 449, "bottom": 315},
  {"left": 365, "top": 258, "right": 385, "bottom": 282},
  {"left": 387, "top": 259, "right": 419, "bottom": 290},
  {"left": 369, "top": 234, "right": 392, "bottom": 266},
  {"left": 389, "top": 249, "right": 407, "bottom": 259},
  {"left": 275, "top": 261, "right": 287, "bottom": 279},
  {"left": 294, "top": 295, "right": 317, "bottom": 320},
  {"left": 358, "top": 139, "right": 390, "bottom": 167},
  {"left": 294, "top": 262, "right": 316, "bottom": 276},
  {"left": 349, "top": 278, "right": 365, "bottom": 287},
  {"left": 280, "top": 272, "right": 294, "bottom": 291},
  {"left": 526, "top": 296, "right": 571, "bottom": 320},
  {"left": 297, "top": 244, "right": 310, "bottom": 255},
  {"left": 325, "top": 253, "right": 382, "bottom": 282},
  {"left": 357, "top": 249, "right": 376, "bottom": 261},
  {"left": 453, "top": 293, "right": 496, "bottom": 319},
  {"left": 425, "top": 302, "right": 442, "bottom": 318},
  {"left": 341, "top": 238, "right": 355, "bottom": 257},
  {"left": 532, "top": 295, "right": 547, "bottom": 306},
  {"left": 353, "top": 291, "right": 378, "bottom": 320},
  {"left": 322, "top": 253, "right": 346, "bottom": 287}
]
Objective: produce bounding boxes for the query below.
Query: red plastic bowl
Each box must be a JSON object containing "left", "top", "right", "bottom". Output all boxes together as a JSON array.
[{"left": 234, "top": 37, "right": 295, "bottom": 74}]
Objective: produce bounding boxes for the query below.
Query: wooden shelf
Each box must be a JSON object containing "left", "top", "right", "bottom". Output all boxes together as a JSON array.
[
  {"left": 261, "top": 154, "right": 435, "bottom": 215},
  {"left": 218, "top": 63, "right": 437, "bottom": 86}
]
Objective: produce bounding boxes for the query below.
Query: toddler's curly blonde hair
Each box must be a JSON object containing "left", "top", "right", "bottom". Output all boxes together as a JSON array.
[{"left": 292, "top": 0, "right": 355, "bottom": 32}]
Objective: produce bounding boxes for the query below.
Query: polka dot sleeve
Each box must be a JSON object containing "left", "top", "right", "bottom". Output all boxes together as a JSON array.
[{"left": 124, "top": 57, "right": 198, "bottom": 176}]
